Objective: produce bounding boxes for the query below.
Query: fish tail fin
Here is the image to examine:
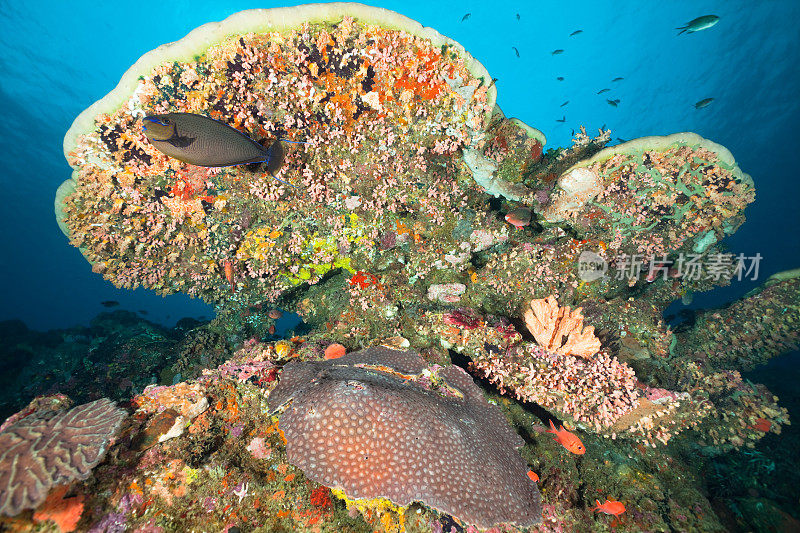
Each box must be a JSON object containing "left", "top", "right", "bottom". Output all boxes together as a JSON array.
[{"left": 546, "top": 419, "right": 557, "bottom": 433}]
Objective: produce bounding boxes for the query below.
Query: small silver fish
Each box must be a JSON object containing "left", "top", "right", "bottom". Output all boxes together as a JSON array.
[
  {"left": 694, "top": 97, "right": 714, "bottom": 109},
  {"left": 676, "top": 15, "right": 719, "bottom": 35},
  {"left": 560, "top": 101, "right": 569, "bottom": 107},
  {"left": 556, "top": 116, "right": 566, "bottom": 123},
  {"left": 570, "top": 30, "right": 583, "bottom": 36},
  {"left": 556, "top": 76, "right": 565, "bottom": 81},
  {"left": 597, "top": 88, "right": 610, "bottom": 94},
  {"left": 512, "top": 46, "right": 520, "bottom": 58},
  {"left": 612, "top": 77, "right": 624, "bottom": 82},
  {"left": 516, "top": 13, "right": 520, "bottom": 20},
  {"left": 552, "top": 49, "right": 564, "bottom": 55},
  {"left": 461, "top": 13, "right": 471, "bottom": 22},
  {"left": 607, "top": 99, "right": 619, "bottom": 107}
]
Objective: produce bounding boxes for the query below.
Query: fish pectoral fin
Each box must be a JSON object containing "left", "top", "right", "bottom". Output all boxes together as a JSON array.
[{"left": 166, "top": 134, "right": 196, "bottom": 148}]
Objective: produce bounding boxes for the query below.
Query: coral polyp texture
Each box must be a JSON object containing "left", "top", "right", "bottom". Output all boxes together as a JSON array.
[
  {"left": 269, "top": 346, "right": 542, "bottom": 528},
  {"left": 0, "top": 398, "right": 125, "bottom": 516},
  {"left": 57, "top": 3, "right": 499, "bottom": 303}
]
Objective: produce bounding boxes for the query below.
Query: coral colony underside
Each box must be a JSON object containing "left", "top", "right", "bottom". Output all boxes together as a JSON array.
[{"left": 0, "top": 2, "right": 794, "bottom": 532}]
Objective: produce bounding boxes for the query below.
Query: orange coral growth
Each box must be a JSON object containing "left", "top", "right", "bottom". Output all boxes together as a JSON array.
[
  {"left": 523, "top": 295, "right": 601, "bottom": 358},
  {"left": 33, "top": 486, "right": 85, "bottom": 533},
  {"left": 310, "top": 486, "right": 333, "bottom": 509},
  {"left": 324, "top": 343, "right": 347, "bottom": 359}
]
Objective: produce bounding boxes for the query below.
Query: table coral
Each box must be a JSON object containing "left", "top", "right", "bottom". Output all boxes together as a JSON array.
[
  {"left": 677, "top": 269, "right": 800, "bottom": 371},
  {"left": 57, "top": 4, "right": 497, "bottom": 308},
  {"left": 471, "top": 339, "right": 640, "bottom": 432},
  {"left": 542, "top": 134, "right": 755, "bottom": 262}
]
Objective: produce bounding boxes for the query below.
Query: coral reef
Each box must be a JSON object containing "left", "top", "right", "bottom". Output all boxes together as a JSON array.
[
  {"left": 0, "top": 310, "right": 188, "bottom": 422},
  {"left": 677, "top": 269, "right": 800, "bottom": 370},
  {"left": 27, "top": 3, "right": 799, "bottom": 531},
  {"left": 523, "top": 295, "right": 601, "bottom": 358},
  {"left": 539, "top": 134, "right": 755, "bottom": 262},
  {"left": 57, "top": 4, "right": 498, "bottom": 310}
]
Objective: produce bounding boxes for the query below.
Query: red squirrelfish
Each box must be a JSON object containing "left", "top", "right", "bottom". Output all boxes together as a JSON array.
[
  {"left": 748, "top": 417, "right": 772, "bottom": 432},
  {"left": 592, "top": 499, "right": 626, "bottom": 516},
  {"left": 546, "top": 420, "right": 586, "bottom": 454}
]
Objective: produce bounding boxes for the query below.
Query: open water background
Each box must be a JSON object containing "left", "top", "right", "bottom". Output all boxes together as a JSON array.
[{"left": 0, "top": 0, "right": 797, "bottom": 330}]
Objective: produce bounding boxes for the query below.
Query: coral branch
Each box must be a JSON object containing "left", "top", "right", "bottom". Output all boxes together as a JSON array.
[{"left": 523, "top": 296, "right": 601, "bottom": 358}]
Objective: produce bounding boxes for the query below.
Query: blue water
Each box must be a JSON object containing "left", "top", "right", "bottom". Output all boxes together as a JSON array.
[{"left": 0, "top": 0, "right": 798, "bottom": 330}]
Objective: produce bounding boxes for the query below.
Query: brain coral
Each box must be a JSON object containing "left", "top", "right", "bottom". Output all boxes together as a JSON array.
[
  {"left": 0, "top": 398, "right": 126, "bottom": 516},
  {"left": 268, "top": 346, "right": 542, "bottom": 527}
]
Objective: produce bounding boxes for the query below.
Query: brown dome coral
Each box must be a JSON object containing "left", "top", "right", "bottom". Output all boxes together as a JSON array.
[{"left": 268, "top": 346, "right": 542, "bottom": 528}]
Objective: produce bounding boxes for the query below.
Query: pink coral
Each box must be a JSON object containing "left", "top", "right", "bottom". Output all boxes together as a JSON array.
[
  {"left": 471, "top": 343, "right": 639, "bottom": 431},
  {"left": 246, "top": 437, "right": 271, "bottom": 460},
  {"left": 523, "top": 296, "right": 601, "bottom": 358}
]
